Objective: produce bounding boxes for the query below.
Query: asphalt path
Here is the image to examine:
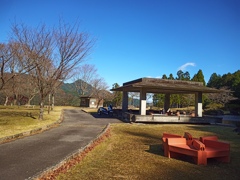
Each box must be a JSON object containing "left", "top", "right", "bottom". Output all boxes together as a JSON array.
[{"left": 0, "top": 109, "right": 123, "bottom": 180}]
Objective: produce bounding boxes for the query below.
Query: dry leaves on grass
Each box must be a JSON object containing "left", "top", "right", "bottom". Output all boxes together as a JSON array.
[{"left": 55, "top": 124, "right": 240, "bottom": 180}]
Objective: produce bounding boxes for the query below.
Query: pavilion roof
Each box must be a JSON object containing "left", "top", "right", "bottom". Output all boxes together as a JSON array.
[{"left": 110, "top": 78, "right": 222, "bottom": 94}]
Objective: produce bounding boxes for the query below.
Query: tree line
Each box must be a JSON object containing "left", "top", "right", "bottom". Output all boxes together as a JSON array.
[{"left": 111, "top": 69, "right": 240, "bottom": 113}]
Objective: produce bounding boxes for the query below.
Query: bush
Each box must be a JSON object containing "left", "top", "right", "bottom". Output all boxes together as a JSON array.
[{"left": 205, "top": 103, "right": 224, "bottom": 110}]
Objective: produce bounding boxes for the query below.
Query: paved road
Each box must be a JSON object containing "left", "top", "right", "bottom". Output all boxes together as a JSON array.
[{"left": 0, "top": 109, "right": 122, "bottom": 180}]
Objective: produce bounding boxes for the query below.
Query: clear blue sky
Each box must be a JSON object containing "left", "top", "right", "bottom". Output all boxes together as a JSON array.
[{"left": 1, "top": 0, "right": 239, "bottom": 89}]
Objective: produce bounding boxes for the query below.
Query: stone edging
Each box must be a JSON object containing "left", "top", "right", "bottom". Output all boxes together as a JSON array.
[
  {"left": 0, "top": 110, "right": 64, "bottom": 144},
  {"left": 32, "top": 123, "right": 111, "bottom": 180}
]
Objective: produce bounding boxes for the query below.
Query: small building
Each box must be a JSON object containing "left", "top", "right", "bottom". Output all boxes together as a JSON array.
[{"left": 80, "top": 96, "right": 103, "bottom": 108}]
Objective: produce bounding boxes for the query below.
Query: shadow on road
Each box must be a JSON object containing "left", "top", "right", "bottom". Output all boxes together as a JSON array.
[{"left": 90, "top": 112, "right": 126, "bottom": 123}]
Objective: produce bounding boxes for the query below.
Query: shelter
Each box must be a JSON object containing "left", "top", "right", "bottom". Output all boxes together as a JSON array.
[{"left": 111, "top": 78, "right": 221, "bottom": 117}]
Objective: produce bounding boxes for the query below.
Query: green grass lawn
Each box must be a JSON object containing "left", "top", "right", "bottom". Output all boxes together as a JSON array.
[
  {"left": 56, "top": 123, "right": 240, "bottom": 180},
  {"left": 0, "top": 106, "right": 73, "bottom": 138},
  {"left": 1, "top": 107, "right": 239, "bottom": 179}
]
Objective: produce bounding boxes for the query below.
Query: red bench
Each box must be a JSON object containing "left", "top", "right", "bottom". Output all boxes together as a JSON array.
[
  {"left": 199, "top": 135, "right": 218, "bottom": 143},
  {"left": 162, "top": 133, "right": 230, "bottom": 165},
  {"left": 183, "top": 132, "right": 195, "bottom": 146},
  {"left": 162, "top": 133, "right": 183, "bottom": 157},
  {"left": 162, "top": 132, "right": 193, "bottom": 157},
  {"left": 202, "top": 139, "right": 230, "bottom": 164},
  {"left": 167, "top": 138, "right": 206, "bottom": 165}
]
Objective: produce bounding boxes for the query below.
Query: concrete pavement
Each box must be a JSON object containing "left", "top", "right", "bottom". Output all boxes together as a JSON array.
[{"left": 0, "top": 109, "right": 122, "bottom": 180}]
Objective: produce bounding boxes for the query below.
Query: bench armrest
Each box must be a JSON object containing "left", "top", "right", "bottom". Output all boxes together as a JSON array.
[
  {"left": 184, "top": 132, "right": 193, "bottom": 140},
  {"left": 192, "top": 139, "right": 205, "bottom": 151}
]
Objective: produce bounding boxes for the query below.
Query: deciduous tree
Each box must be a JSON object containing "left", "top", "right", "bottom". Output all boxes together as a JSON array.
[
  {"left": 73, "top": 64, "right": 97, "bottom": 96},
  {"left": 11, "top": 20, "right": 94, "bottom": 119},
  {"left": 91, "top": 78, "right": 109, "bottom": 108},
  {"left": 207, "top": 86, "right": 237, "bottom": 106}
]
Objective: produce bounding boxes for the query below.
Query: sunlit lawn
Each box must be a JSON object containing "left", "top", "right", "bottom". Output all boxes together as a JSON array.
[
  {"left": 0, "top": 106, "right": 75, "bottom": 138},
  {"left": 1, "top": 106, "right": 239, "bottom": 179},
  {"left": 57, "top": 123, "right": 240, "bottom": 180}
]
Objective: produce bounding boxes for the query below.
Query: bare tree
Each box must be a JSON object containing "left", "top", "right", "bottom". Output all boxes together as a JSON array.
[
  {"left": 73, "top": 64, "right": 97, "bottom": 96},
  {"left": 91, "top": 78, "right": 109, "bottom": 108},
  {"left": 1, "top": 86, "right": 12, "bottom": 106},
  {"left": 0, "top": 43, "right": 15, "bottom": 90},
  {"left": 1, "top": 42, "right": 36, "bottom": 106},
  {"left": 11, "top": 20, "right": 94, "bottom": 119},
  {"left": 0, "top": 40, "right": 38, "bottom": 90},
  {"left": 207, "top": 87, "right": 237, "bottom": 106},
  {"left": 23, "top": 75, "right": 39, "bottom": 105}
]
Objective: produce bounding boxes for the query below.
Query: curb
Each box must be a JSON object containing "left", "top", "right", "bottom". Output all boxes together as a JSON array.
[
  {"left": 31, "top": 123, "right": 111, "bottom": 180},
  {"left": 0, "top": 110, "right": 64, "bottom": 144}
]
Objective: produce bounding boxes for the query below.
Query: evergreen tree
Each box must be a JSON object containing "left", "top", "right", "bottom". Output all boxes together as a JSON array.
[
  {"left": 168, "top": 73, "right": 174, "bottom": 80},
  {"left": 207, "top": 73, "right": 222, "bottom": 88},
  {"left": 222, "top": 73, "right": 234, "bottom": 87},
  {"left": 162, "top": 74, "right": 167, "bottom": 79},
  {"left": 177, "top": 70, "right": 190, "bottom": 80},
  {"left": 191, "top": 69, "right": 206, "bottom": 86},
  {"left": 177, "top": 70, "right": 184, "bottom": 80},
  {"left": 112, "top": 83, "right": 122, "bottom": 107},
  {"left": 184, "top": 71, "right": 190, "bottom": 81},
  {"left": 230, "top": 70, "right": 240, "bottom": 98},
  {"left": 153, "top": 93, "right": 165, "bottom": 108}
]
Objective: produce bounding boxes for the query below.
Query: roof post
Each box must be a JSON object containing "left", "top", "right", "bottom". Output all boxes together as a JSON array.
[
  {"left": 195, "top": 92, "right": 203, "bottom": 117},
  {"left": 122, "top": 91, "right": 128, "bottom": 113},
  {"left": 140, "top": 88, "right": 147, "bottom": 115},
  {"left": 164, "top": 93, "right": 170, "bottom": 112}
]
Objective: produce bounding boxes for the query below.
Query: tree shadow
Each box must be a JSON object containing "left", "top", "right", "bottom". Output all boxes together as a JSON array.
[
  {"left": 145, "top": 144, "right": 163, "bottom": 156},
  {"left": 89, "top": 112, "right": 126, "bottom": 123},
  {"left": 121, "top": 129, "right": 161, "bottom": 142}
]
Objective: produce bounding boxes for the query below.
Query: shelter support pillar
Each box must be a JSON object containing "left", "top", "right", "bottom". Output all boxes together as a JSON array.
[
  {"left": 139, "top": 88, "right": 147, "bottom": 115},
  {"left": 164, "top": 93, "right": 170, "bottom": 112},
  {"left": 195, "top": 92, "right": 203, "bottom": 117},
  {"left": 122, "top": 91, "right": 128, "bottom": 113}
]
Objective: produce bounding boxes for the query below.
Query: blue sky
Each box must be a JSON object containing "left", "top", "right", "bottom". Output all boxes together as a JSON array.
[{"left": 1, "top": 0, "right": 239, "bottom": 89}]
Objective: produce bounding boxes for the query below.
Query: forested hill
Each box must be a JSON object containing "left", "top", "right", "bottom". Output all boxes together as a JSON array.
[
  {"left": 61, "top": 82, "right": 77, "bottom": 95},
  {"left": 61, "top": 79, "right": 92, "bottom": 96}
]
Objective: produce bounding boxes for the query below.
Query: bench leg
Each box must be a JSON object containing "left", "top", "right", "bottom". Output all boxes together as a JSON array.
[{"left": 193, "top": 152, "right": 207, "bottom": 165}]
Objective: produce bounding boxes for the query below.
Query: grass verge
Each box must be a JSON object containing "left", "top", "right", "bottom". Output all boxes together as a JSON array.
[
  {"left": 0, "top": 106, "right": 75, "bottom": 139},
  {"left": 56, "top": 123, "right": 240, "bottom": 180}
]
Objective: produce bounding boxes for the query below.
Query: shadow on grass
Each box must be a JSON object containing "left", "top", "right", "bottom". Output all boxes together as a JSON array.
[
  {"left": 187, "top": 125, "right": 238, "bottom": 141},
  {"left": 145, "top": 143, "right": 226, "bottom": 165},
  {"left": 121, "top": 129, "right": 161, "bottom": 143},
  {"left": 145, "top": 144, "right": 163, "bottom": 156}
]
